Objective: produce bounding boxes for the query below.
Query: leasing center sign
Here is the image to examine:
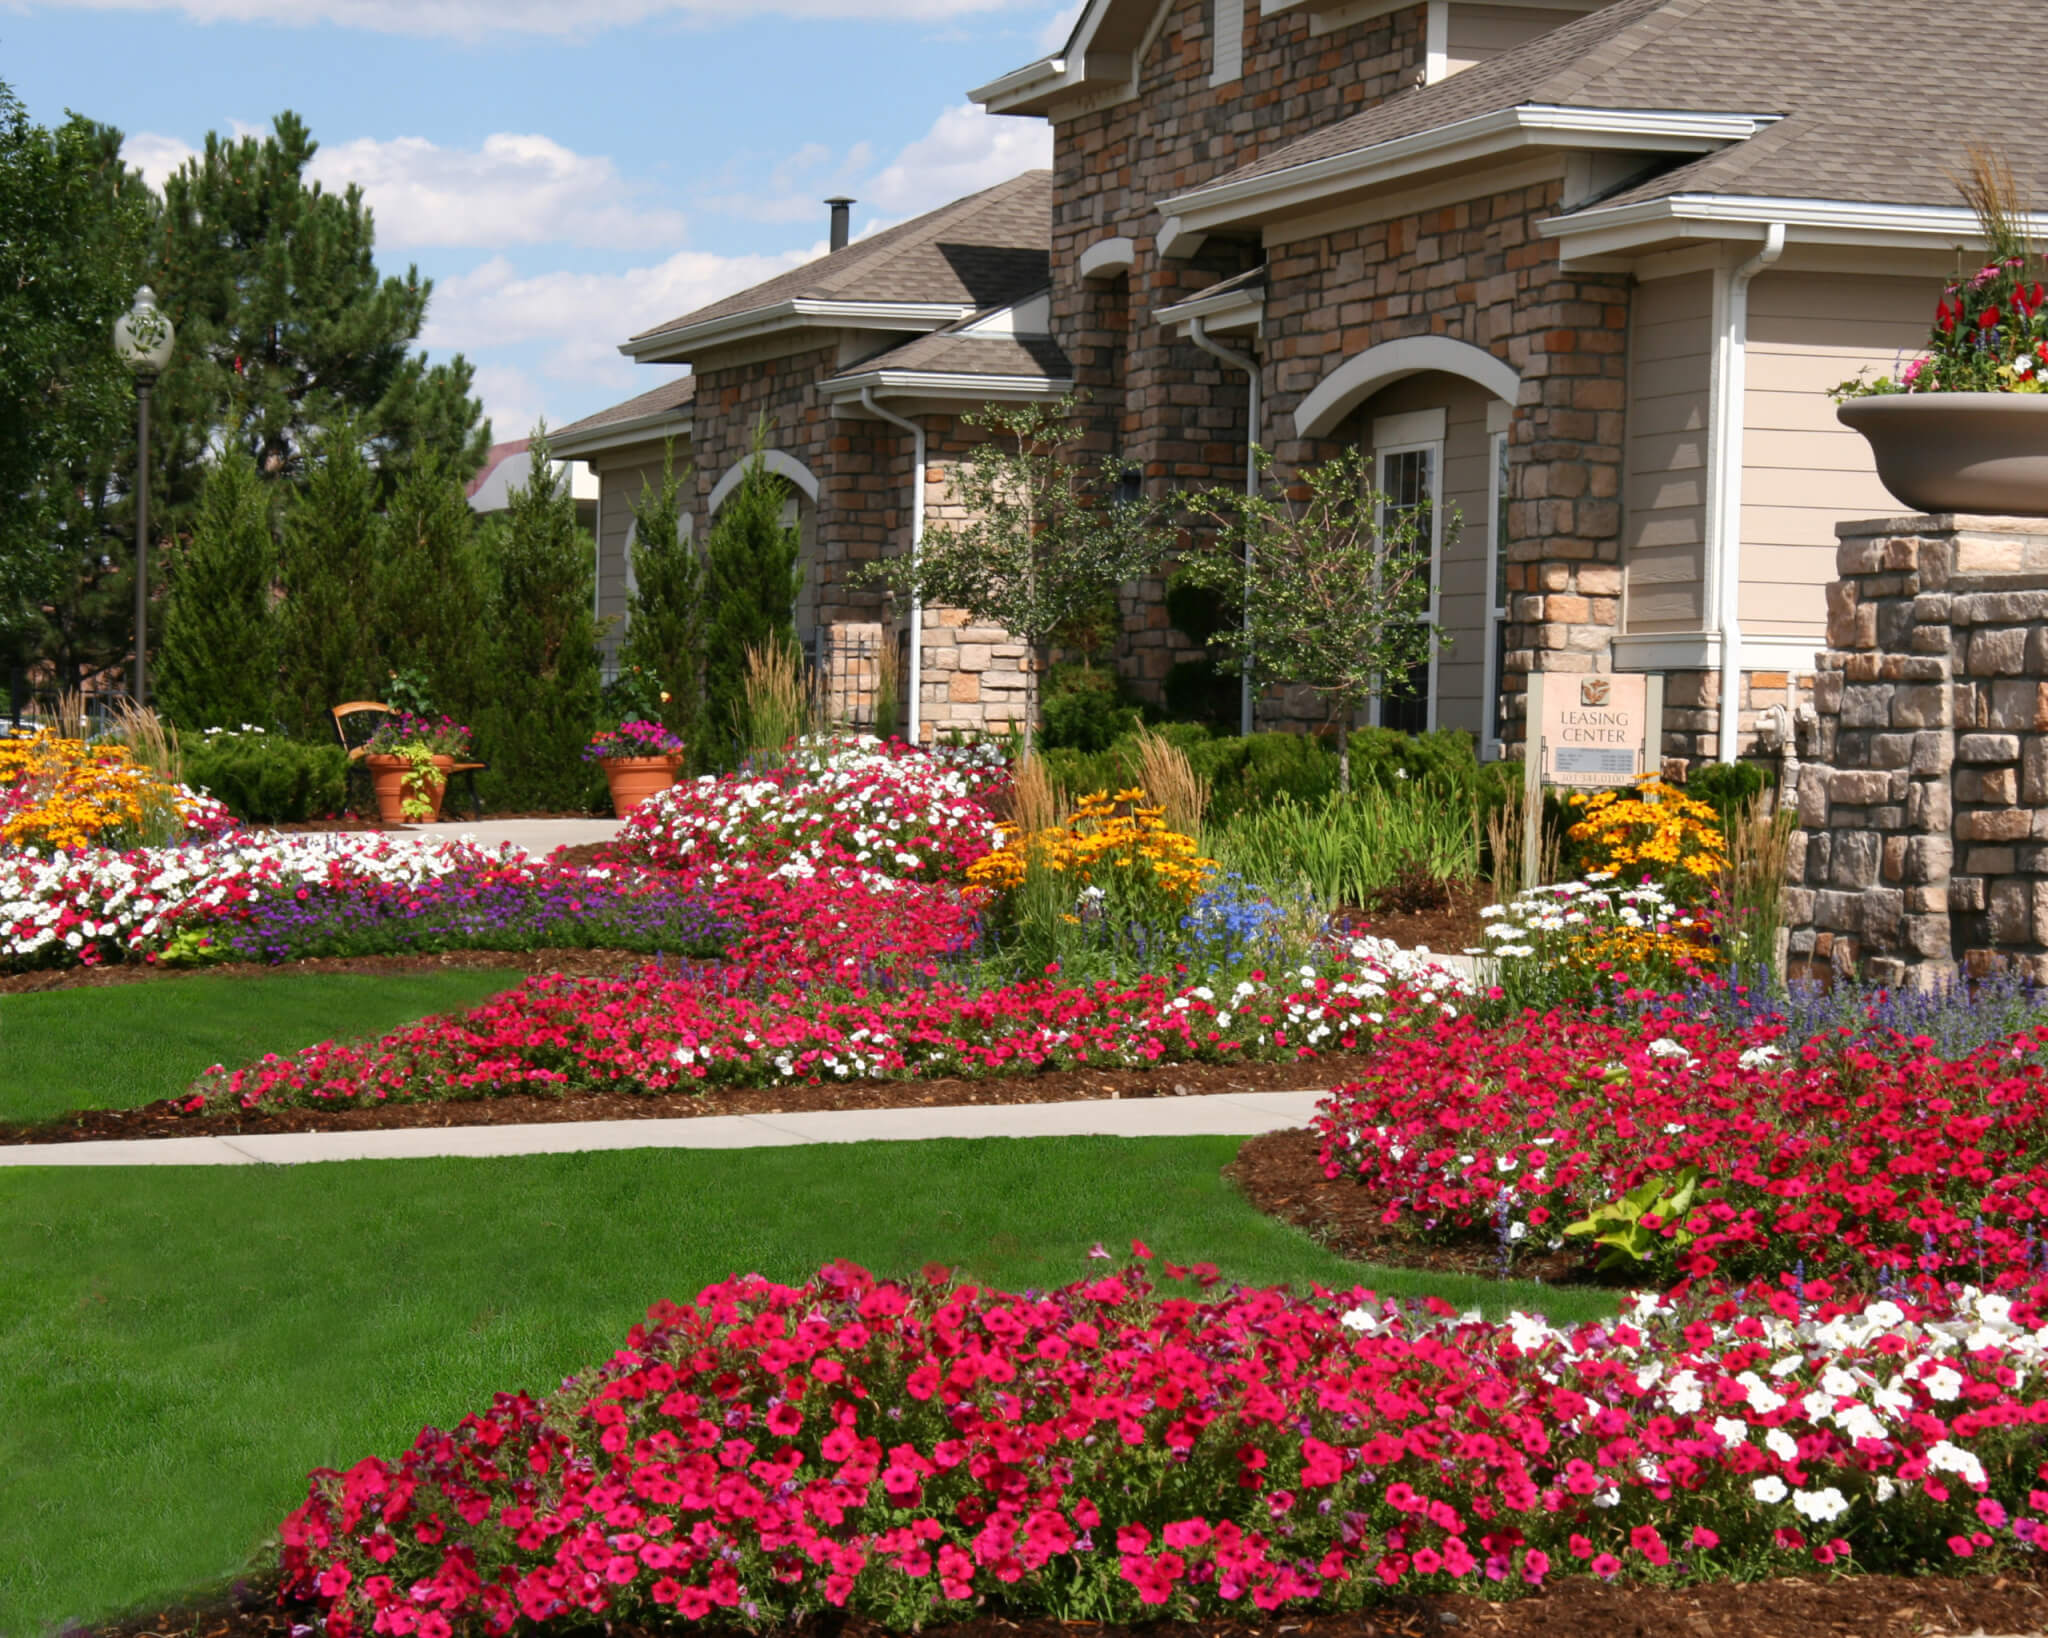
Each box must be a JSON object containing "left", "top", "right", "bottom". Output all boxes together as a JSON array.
[{"left": 1533, "top": 673, "right": 1656, "bottom": 789}]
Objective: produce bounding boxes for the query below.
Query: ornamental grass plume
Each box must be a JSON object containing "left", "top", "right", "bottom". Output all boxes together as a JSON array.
[
  {"left": 1008, "top": 750, "right": 1067, "bottom": 840},
  {"left": 1719, "top": 788, "right": 1797, "bottom": 973},
  {"left": 738, "top": 641, "right": 812, "bottom": 769},
  {"left": 105, "top": 697, "right": 182, "bottom": 784},
  {"left": 1133, "top": 724, "right": 1209, "bottom": 842}
]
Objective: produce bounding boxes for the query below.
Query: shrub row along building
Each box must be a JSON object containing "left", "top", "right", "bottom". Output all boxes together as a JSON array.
[{"left": 552, "top": 0, "right": 2006, "bottom": 765}]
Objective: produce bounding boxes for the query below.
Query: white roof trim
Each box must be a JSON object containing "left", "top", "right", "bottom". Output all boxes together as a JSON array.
[
  {"left": 624, "top": 299, "right": 979, "bottom": 362},
  {"left": 1154, "top": 282, "right": 1265, "bottom": 329},
  {"left": 1543, "top": 192, "right": 2046, "bottom": 261},
  {"left": 821, "top": 370, "right": 1075, "bottom": 405},
  {"left": 1294, "top": 335, "right": 1520, "bottom": 439},
  {"left": 550, "top": 405, "right": 694, "bottom": 460},
  {"left": 970, "top": 0, "right": 1167, "bottom": 115},
  {"left": 1077, "top": 236, "right": 1136, "bottom": 279},
  {"left": 707, "top": 448, "right": 821, "bottom": 513},
  {"left": 1159, "top": 105, "right": 1777, "bottom": 232}
]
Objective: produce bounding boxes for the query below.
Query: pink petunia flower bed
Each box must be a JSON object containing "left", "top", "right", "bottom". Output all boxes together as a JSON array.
[
  {"left": 282, "top": 1257, "right": 2048, "bottom": 1635},
  {"left": 1314, "top": 1008, "right": 2048, "bottom": 1292}
]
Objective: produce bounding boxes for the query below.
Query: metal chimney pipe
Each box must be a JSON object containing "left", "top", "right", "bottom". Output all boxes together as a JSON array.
[{"left": 826, "top": 197, "right": 854, "bottom": 252}]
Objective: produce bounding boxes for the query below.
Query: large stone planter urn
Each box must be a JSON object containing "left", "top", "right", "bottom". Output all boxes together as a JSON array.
[{"left": 1838, "top": 393, "right": 2048, "bottom": 517}]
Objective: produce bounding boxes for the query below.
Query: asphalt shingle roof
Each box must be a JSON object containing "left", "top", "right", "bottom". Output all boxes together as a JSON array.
[
  {"left": 1207, "top": 0, "right": 2031, "bottom": 214},
  {"left": 634, "top": 172, "right": 1052, "bottom": 342},
  {"left": 836, "top": 329, "right": 1072, "bottom": 382},
  {"left": 551, "top": 373, "right": 696, "bottom": 441}
]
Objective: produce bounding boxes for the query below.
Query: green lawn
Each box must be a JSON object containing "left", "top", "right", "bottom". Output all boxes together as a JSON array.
[
  {"left": 0, "top": 970, "right": 520, "bottom": 1124},
  {"left": 0, "top": 1137, "right": 1613, "bottom": 1633}
]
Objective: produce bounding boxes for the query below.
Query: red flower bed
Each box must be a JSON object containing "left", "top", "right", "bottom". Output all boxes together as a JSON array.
[
  {"left": 1314, "top": 1009, "right": 2048, "bottom": 1290},
  {"left": 279, "top": 1259, "right": 2048, "bottom": 1634},
  {"left": 186, "top": 958, "right": 1448, "bottom": 1113},
  {"left": 616, "top": 740, "right": 1003, "bottom": 887}
]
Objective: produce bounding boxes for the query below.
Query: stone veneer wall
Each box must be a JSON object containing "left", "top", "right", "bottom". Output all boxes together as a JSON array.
[
  {"left": 1787, "top": 514, "right": 2048, "bottom": 987},
  {"left": 1257, "top": 179, "right": 1633, "bottom": 753}
]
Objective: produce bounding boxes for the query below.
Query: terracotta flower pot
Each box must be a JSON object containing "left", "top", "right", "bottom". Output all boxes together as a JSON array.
[
  {"left": 600, "top": 754, "right": 680, "bottom": 818},
  {"left": 365, "top": 753, "right": 453, "bottom": 826},
  {"left": 1838, "top": 393, "right": 2048, "bottom": 517}
]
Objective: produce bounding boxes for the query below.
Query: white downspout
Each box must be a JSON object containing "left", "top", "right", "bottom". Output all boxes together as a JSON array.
[
  {"left": 1710, "top": 221, "right": 1785, "bottom": 763},
  {"left": 859, "top": 386, "right": 926, "bottom": 744},
  {"left": 1188, "top": 314, "right": 1260, "bottom": 736}
]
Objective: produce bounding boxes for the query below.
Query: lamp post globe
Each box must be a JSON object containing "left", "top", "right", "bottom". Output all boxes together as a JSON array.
[{"left": 113, "top": 286, "right": 174, "bottom": 708}]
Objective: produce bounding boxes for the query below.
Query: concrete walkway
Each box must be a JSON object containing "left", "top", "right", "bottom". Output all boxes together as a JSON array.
[
  {"left": 0, "top": 1090, "right": 1324, "bottom": 1168},
  {"left": 428, "top": 817, "right": 623, "bottom": 856}
]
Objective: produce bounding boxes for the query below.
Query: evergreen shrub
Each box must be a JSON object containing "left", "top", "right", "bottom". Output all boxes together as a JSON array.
[{"left": 182, "top": 731, "right": 348, "bottom": 822}]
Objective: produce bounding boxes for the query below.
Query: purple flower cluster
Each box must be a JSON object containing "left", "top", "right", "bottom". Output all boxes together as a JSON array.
[
  {"left": 584, "top": 719, "right": 686, "bottom": 762},
  {"left": 363, "top": 713, "right": 473, "bottom": 757},
  {"left": 178, "top": 870, "right": 733, "bottom": 965}
]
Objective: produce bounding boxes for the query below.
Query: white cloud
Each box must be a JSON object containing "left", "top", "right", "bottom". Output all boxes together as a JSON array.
[
  {"left": 123, "top": 128, "right": 688, "bottom": 251},
  {"left": 469, "top": 363, "right": 552, "bottom": 445},
  {"left": 698, "top": 103, "right": 1049, "bottom": 231},
  {"left": 862, "top": 103, "right": 1050, "bottom": 216},
  {"left": 38, "top": 0, "right": 1035, "bottom": 36},
  {"left": 310, "top": 133, "right": 687, "bottom": 250},
  {"left": 1036, "top": 0, "right": 1082, "bottom": 51},
  {"left": 120, "top": 131, "right": 198, "bottom": 192}
]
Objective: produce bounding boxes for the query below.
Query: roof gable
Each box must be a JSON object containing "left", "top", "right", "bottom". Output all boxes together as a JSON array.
[{"left": 628, "top": 172, "right": 1051, "bottom": 360}]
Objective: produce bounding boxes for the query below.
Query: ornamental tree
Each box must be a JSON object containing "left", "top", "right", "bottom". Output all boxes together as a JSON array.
[
  {"left": 0, "top": 83, "right": 153, "bottom": 687},
  {"left": 156, "top": 449, "right": 278, "bottom": 731},
  {"left": 474, "top": 425, "right": 602, "bottom": 810},
  {"left": 617, "top": 441, "right": 703, "bottom": 755},
  {"left": 864, "top": 398, "right": 1172, "bottom": 758},
  {"left": 1181, "top": 447, "right": 1444, "bottom": 792},
  {"left": 701, "top": 432, "right": 801, "bottom": 760}
]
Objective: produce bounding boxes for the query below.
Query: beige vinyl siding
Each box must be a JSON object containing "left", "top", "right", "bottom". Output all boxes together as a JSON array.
[
  {"left": 1742, "top": 271, "right": 1933, "bottom": 637},
  {"left": 593, "top": 443, "right": 684, "bottom": 662},
  {"left": 1625, "top": 271, "right": 1712, "bottom": 633},
  {"left": 1446, "top": 2, "right": 1604, "bottom": 73},
  {"left": 1359, "top": 374, "right": 1498, "bottom": 741}
]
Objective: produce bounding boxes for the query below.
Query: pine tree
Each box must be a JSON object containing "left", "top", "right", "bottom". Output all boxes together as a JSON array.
[
  {"left": 276, "top": 425, "right": 382, "bottom": 736},
  {"left": 475, "top": 427, "right": 601, "bottom": 809},
  {"left": 616, "top": 442, "right": 701, "bottom": 752},
  {"left": 156, "top": 450, "right": 278, "bottom": 730},
  {"left": 701, "top": 441, "right": 801, "bottom": 758},
  {"left": 151, "top": 111, "right": 490, "bottom": 517},
  {"left": 372, "top": 456, "right": 488, "bottom": 722}
]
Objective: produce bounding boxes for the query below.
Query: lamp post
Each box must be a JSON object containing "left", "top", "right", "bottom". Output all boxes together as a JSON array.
[{"left": 113, "top": 285, "right": 174, "bottom": 708}]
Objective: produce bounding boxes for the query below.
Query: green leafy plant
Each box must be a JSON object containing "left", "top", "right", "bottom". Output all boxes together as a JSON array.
[
  {"left": 861, "top": 397, "right": 1173, "bottom": 758},
  {"left": 1563, "top": 1165, "right": 1703, "bottom": 1271},
  {"left": 1183, "top": 447, "right": 1450, "bottom": 792},
  {"left": 182, "top": 731, "right": 348, "bottom": 822}
]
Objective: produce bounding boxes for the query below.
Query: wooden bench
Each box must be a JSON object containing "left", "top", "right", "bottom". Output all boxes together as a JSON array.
[{"left": 331, "top": 701, "right": 487, "bottom": 821}]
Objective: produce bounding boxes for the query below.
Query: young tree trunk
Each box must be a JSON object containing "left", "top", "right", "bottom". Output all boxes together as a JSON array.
[
  {"left": 1336, "top": 716, "right": 1352, "bottom": 795},
  {"left": 1020, "top": 648, "right": 1040, "bottom": 762}
]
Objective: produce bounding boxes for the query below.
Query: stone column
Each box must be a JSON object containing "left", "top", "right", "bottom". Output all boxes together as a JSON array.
[{"left": 1787, "top": 514, "right": 2048, "bottom": 987}]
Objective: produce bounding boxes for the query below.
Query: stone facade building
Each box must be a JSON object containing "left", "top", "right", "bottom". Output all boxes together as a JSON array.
[{"left": 558, "top": 0, "right": 2020, "bottom": 763}]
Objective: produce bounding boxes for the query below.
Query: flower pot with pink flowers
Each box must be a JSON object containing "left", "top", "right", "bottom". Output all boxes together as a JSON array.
[
  {"left": 585, "top": 719, "right": 686, "bottom": 817},
  {"left": 362, "top": 713, "right": 474, "bottom": 825}
]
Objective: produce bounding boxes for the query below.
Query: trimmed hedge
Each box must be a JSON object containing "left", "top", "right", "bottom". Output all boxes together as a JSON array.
[{"left": 181, "top": 733, "right": 349, "bottom": 823}]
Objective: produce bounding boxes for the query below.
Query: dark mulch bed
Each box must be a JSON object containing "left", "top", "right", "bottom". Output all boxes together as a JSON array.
[
  {"left": 1226, "top": 1128, "right": 1593, "bottom": 1286},
  {"left": 81, "top": 1571, "right": 2048, "bottom": 1638},
  {"left": 1334, "top": 881, "right": 1494, "bottom": 957},
  {"left": 3, "top": 1049, "right": 1373, "bottom": 1147},
  {"left": 0, "top": 947, "right": 655, "bottom": 997}
]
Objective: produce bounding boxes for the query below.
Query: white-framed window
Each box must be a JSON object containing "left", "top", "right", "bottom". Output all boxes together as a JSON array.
[
  {"left": 1481, "top": 428, "right": 1510, "bottom": 760},
  {"left": 1372, "top": 423, "right": 1443, "bottom": 735},
  {"left": 1209, "top": 0, "right": 1245, "bottom": 84}
]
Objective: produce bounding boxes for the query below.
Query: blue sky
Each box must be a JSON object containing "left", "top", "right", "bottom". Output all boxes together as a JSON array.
[{"left": 0, "top": 0, "right": 1071, "bottom": 442}]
